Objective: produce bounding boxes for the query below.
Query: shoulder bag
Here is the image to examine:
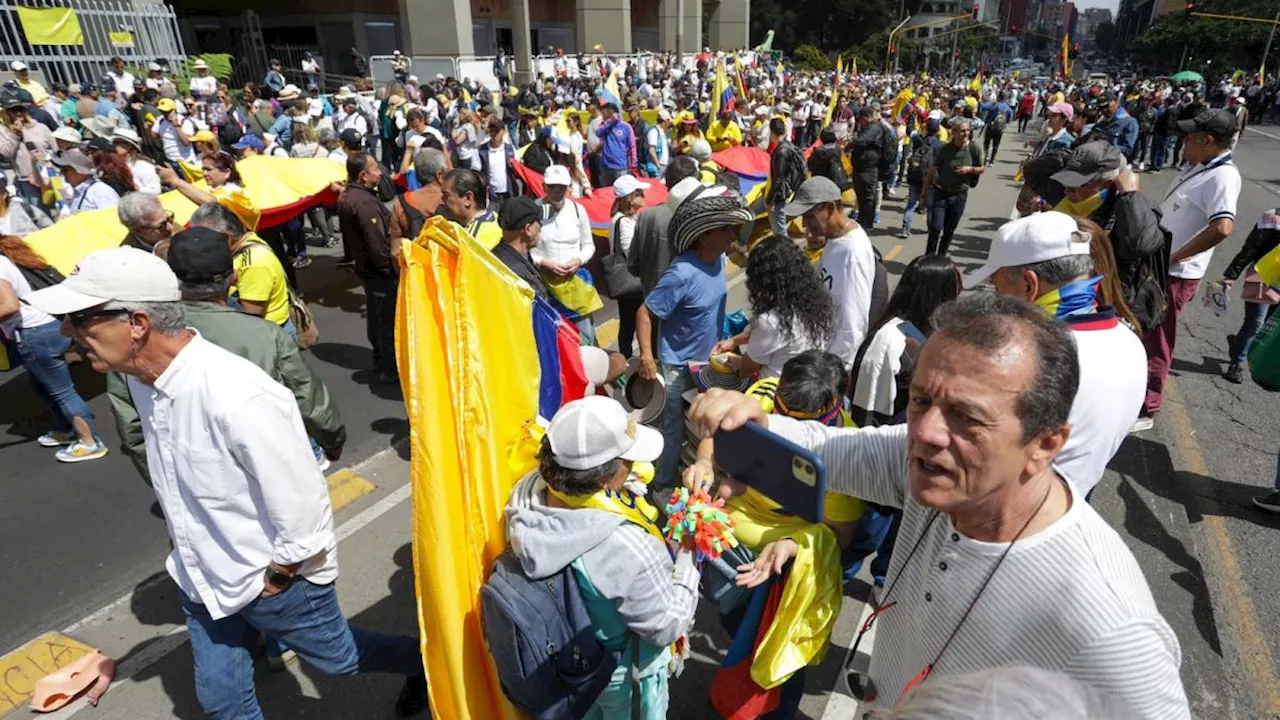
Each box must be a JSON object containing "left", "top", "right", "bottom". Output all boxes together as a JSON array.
[{"left": 602, "top": 216, "right": 641, "bottom": 299}]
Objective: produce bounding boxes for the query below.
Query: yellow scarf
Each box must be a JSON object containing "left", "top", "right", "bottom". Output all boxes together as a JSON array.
[
  {"left": 1054, "top": 188, "right": 1111, "bottom": 218},
  {"left": 546, "top": 483, "right": 666, "bottom": 546}
]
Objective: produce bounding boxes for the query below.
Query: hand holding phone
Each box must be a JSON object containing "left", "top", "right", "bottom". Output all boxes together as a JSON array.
[{"left": 713, "top": 421, "right": 826, "bottom": 523}]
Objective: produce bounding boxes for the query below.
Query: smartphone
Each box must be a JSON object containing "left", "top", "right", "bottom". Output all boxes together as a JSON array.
[
  {"left": 714, "top": 421, "right": 826, "bottom": 523},
  {"left": 899, "top": 320, "right": 927, "bottom": 346}
]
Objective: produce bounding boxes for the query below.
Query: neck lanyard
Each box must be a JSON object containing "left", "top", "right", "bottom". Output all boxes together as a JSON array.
[
  {"left": 1164, "top": 150, "right": 1233, "bottom": 202},
  {"left": 72, "top": 179, "right": 97, "bottom": 211}
]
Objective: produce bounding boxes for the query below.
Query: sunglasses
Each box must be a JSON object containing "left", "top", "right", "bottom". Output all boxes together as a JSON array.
[
  {"left": 63, "top": 308, "right": 129, "bottom": 330},
  {"left": 138, "top": 211, "right": 175, "bottom": 233}
]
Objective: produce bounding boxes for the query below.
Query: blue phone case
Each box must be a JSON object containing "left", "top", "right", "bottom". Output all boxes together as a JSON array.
[{"left": 714, "top": 421, "right": 827, "bottom": 523}]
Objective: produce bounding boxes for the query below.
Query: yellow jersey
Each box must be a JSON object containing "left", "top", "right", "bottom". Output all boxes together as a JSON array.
[
  {"left": 706, "top": 120, "right": 743, "bottom": 152},
  {"left": 232, "top": 235, "right": 291, "bottom": 326}
]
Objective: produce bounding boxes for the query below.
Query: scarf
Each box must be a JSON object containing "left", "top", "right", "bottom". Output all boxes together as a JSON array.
[
  {"left": 545, "top": 483, "right": 666, "bottom": 546},
  {"left": 1035, "top": 275, "right": 1103, "bottom": 319},
  {"left": 1054, "top": 187, "right": 1112, "bottom": 218}
]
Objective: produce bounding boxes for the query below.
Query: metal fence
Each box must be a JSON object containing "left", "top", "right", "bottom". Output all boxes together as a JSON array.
[
  {"left": 368, "top": 52, "right": 690, "bottom": 90},
  {"left": 0, "top": 0, "right": 185, "bottom": 88}
]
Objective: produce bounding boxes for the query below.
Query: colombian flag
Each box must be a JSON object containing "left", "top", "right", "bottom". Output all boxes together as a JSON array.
[{"left": 713, "top": 60, "right": 737, "bottom": 119}]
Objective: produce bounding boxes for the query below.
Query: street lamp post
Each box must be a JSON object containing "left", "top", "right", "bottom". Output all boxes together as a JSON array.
[{"left": 886, "top": 15, "right": 914, "bottom": 73}]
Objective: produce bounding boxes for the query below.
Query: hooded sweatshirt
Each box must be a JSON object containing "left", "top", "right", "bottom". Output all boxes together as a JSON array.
[{"left": 504, "top": 472, "right": 699, "bottom": 650}]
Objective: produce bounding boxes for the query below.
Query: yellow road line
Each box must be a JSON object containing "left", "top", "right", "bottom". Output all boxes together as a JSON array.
[
  {"left": 884, "top": 244, "right": 904, "bottom": 263},
  {"left": 1165, "top": 379, "right": 1280, "bottom": 714},
  {"left": 327, "top": 469, "right": 376, "bottom": 513},
  {"left": 0, "top": 632, "right": 96, "bottom": 716},
  {"left": 595, "top": 318, "right": 620, "bottom": 351}
]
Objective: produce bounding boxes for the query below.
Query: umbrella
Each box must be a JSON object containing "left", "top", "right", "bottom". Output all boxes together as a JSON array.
[{"left": 1170, "top": 70, "right": 1204, "bottom": 83}]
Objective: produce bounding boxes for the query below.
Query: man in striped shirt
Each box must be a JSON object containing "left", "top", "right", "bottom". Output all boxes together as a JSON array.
[{"left": 690, "top": 293, "right": 1189, "bottom": 719}]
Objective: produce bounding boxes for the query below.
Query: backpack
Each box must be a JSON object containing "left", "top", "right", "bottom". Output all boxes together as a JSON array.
[
  {"left": 906, "top": 134, "right": 935, "bottom": 183},
  {"left": 877, "top": 124, "right": 897, "bottom": 181},
  {"left": 632, "top": 118, "right": 649, "bottom": 167},
  {"left": 966, "top": 142, "right": 982, "bottom": 188},
  {"left": 992, "top": 108, "right": 1009, "bottom": 132},
  {"left": 481, "top": 549, "right": 639, "bottom": 720},
  {"left": 19, "top": 264, "right": 65, "bottom": 291}
]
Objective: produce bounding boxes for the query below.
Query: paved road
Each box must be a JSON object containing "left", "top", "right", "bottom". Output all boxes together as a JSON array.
[{"left": 6, "top": 125, "right": 1280, "bottom": 719}]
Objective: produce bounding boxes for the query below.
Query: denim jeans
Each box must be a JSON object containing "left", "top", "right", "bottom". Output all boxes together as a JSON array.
[
  {"left": 654, "top": 363, "right": 695, "bottom": 490},
  {"left": 182, "top": 580, "right": 423, "bottom": 719},
  {"left": 926, "top": 192, "right": 967, "bottom": 255},
  {"left": 902, "top": 184, "right": 923, "bottom": 232},
  {"left": 769, "top": 208, "right": 788, "bottom": 239},
  {"left": 1151, "top": 135, "right": 1169, "bottom": 170},
  {"left": 15, "top": 322, "right": 98, "bottom": 439},
  {"left": 1231, "top": 302, "right": 1276, "bottom": 364}
]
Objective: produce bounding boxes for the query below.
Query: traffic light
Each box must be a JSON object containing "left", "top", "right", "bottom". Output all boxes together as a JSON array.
[
  {"left": 954, "top": 49, "right": 961, "bottom": 58},
  {"left": 1072, "top": 43, "right": 1081, "bottom": 57},
  {"left": 1010, "top": 23, "right": 1019, "bottom": 31},
  {"left": 889, "top": 46, "right": 897, "bottom": 55},
  {"left": 1184, "top": 2, "right": 1195, "bottom": 18},
  {"left": 971, "top": 3, "right": 980, "bottom": 19}
]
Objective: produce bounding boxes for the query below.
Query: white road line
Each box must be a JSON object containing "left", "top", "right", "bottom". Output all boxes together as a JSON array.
[
  {"left": 35, "top": 446, "right": 414, "bottom": 718},
  {"left": 1245, "top": 126, "right": 1280, "bottom": 142}
]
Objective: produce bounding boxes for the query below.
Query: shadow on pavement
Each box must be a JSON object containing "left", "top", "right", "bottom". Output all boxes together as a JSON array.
[
  {"left": 0, "top": 358, "right": 106, "bottom": 446},
  {"left": 1170, "top": 355, "right": 1227, "bottom": 380}
]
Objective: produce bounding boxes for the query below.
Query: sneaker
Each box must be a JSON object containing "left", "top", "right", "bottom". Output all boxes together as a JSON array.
[
  {"left": 292, "top": 256, "right": 313, "bottom": 269},
  {"left": 395, "top": 675, "right": 430, "bottom": 717},
  {"left": 37, "top": 431, "right": 76, "bottom": 448},
  {"left": 1129, "top": 416, "right": 1155, "bottom": 434},
  {"left": 267, "top": 649, "right": 297, "bottom": 672},
  {"left": 1253, "top": 491, "right": 1280, "bottom": 514},
  {"left": 323, "top": 238, "right": 340, "bottom": 249},
  {"left": 1224, "top": 362, "right": 1244, "bottom": 384},
  {"left": 55, "top": 440, "right": 109, "bottom": 463},
  {"left": 873, "top": 212, "right": 881, "bottom": 224},
  {"left": 898, "top": 228, "right": 910, "bottom": 239},
  {"left": 886, "top": 187, "right": 899, "bottom": 198}
]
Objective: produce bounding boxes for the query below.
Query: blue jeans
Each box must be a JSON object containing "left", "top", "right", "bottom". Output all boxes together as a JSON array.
[
  {"left": 654, "top": 363, "right": 695, "bottom": 490},
  {"left": 15, "top": 322, "right": 98, "bottom": 439},
  {"left": 902, "top": 184, "right": 923, "bottom": 232},
  {"left": 769, "top": 208, "right": 788, "bottom": 239},
  {"left": 1151, "top": 135, "right": 1169, "bottom": 169},
  {"left": 182, "top": 579, "right": 422, "bottom": 719},
  {"left": 926, "top": 192, "right": 967, "bottom": 256},
  {"left": 1232, "top": 302, "right": 1275, "bottom": 364}
]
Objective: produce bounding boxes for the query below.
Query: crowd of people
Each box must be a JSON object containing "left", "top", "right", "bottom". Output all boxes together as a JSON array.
[{"left": 2, "top": 46, "right": 1278, "bottom": 718}]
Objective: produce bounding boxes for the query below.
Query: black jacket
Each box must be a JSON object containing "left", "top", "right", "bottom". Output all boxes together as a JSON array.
[
  {"left": 523, "top": 141, "right": 553, "bottom": 175},
  {"left": 1093, "top": 190, "right": 1171, "bottom": 331},
  {"left": 807, "top": 144, "right": 847, "bottom": 189},
  {"left": 337, "top": 184, "right": 394, "bottom": 279},
  {"left": 768, "top": 140, "right": 806, "bottom": 205},
  {"left": 849, "top": 121, "right": 891, "bottom": 179},
  {"left": 1224, "top": 211, "right": 1280, "bottom": 281}
]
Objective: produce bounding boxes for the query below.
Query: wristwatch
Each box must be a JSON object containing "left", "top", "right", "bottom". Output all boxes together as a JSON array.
[{"left": 264, "top": 566, "right": 296, "bottom": 589}]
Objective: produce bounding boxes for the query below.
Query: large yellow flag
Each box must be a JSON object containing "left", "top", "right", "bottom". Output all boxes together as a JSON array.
[
  {"left": 825, "top": 55, "right": 843, "bottom": 127},
  {"left": 16, "top": 7, "right": 83, "bottom": 45},
  {"left": 397, "top": 217, "right": 540, "bottom": 720}
]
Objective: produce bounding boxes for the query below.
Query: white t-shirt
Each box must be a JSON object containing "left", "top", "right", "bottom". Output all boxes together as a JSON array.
[
  {"left": 109, "top": 70, "right": 136, "bottom": 98},
  {"left": 817, "top": 225, "right": 877, "bottom": 365},
  {"left": 188, "top": 75, "right": 217, "bottom": 99},
  {"left": 155, "top": 116, "right": 197, "bottom": 163},
  {"left": 1057, "top": 313, "right": 1147, "bottom": 495},
  {"left": 129, "top": 158, "right": 163, "bottom": 195},
  {"left": 487, "top": 144, "right": 510, "bottom": 194},
  {"left": 744, "top": 309, "right": 822, "bottom": 379},
  {"left": 455, "top": 123, "right": 480, "bottom": 170},
  {"left": 307, "top": 97, "right": 325, "bottom": 118},
  {"left": 1161, "top": 152, "right": 1241, "bottom": 280},
  {"left": 609, "top": 213, "right": 637, "bottom": 257},
  {"left": 0, "top": 255, "right": 58, "bottom": 335},
  {"left": 337, "top": 111, "right": 368, "bottom": 136},
  {"left": 852, "top": 318, "right": 910, "bottom": 419}
]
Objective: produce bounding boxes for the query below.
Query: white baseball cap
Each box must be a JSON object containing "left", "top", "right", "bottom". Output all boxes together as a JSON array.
[
  {"left": 666, "top": 176, "right": 704, "bottom": 211},
  {"left": 612, "top": 174, "right": 649, "bottom": 197},
  {"left": 544, "top": 164, "right": 572, "bottom": 186},
  {"left": 11, "top": 61, "right": 27, "bottom": 71},
  {"left": 962, "top": 212, "right": 1093, "bottom": 290},
  {"left": 547, "top": 395, "right": 663, "bottom": 471},
  {"left": 26, "top": 247, "right": 181, "bottom": 316},
  {"left": 580, "top": 346, "right": 610, "bottom": 394}
]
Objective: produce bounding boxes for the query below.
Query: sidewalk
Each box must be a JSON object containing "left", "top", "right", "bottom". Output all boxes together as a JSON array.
[{"left": 33, "top": 445, "right": 870, "bottom": 720}]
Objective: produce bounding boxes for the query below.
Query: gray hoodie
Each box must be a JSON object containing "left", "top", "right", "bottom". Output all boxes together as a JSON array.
[{"left": 505, "top": 472, "right": 700, "bottom": 648}]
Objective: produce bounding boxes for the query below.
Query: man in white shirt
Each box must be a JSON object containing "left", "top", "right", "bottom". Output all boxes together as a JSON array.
[
  {"left": 965, "top": 211, "right": 1146, "bottom": 496},
  {"left": 153, "top": 98, "right": 197, "bottom": 164},
  {"left": 478, "top": 116, "right": 514, "bottom": 203},
  {"left": 53, "top": 149, "right": 120, "bottom": 214},
  {"left": 301, "top": 51, "right": 320, "bottom": 90},
  {"left": 26, "top": 248, "right": 431, "bottom": 718},
  {"left": 1138, "top": 108, "right": 1241, "bottom": 429},
  {"left": 188, "top": 59, "right": 217, "bottom": 102},
  {"left": 784, "top": 176, "right": 877, "bottom": 366},
  {"left": 107, "top": 56, "right": 135, "bottom": 102},
  {"left": 645, "top": 109, "right": 672, "bottom": 179},
  {"left": 689, "top": 293, "right": 1189, "bottom": 720},
  {"left": 336, "top": 96, "right": 369, "bottom": 136}
]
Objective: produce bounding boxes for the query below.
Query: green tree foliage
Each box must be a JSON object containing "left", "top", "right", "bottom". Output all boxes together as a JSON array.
[
  {"left": 1094, "top": 21, "right": 1116, "bottom": 52},
  {"left": 750, "top": 0, "right": 897, "bottom": 54},
  {"left": 1131, "top": 0, "right": 1275, "bottom": 72},
  {"left": 792, "top": 44, "right": 832, "bottom": 72}
]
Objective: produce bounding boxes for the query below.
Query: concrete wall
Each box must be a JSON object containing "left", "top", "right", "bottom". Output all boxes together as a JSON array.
[
  {"left": 659, "top": 0, "right": 701, "bottom": 52},
  {"left": 401, "top": 0, "right": 474, "bottom": 54},
  {"left": 707, "top": 0, "right": 748, "bottom": 50},
  {"left": 576, "top": 0, "right": 632, "bottom": 53}
]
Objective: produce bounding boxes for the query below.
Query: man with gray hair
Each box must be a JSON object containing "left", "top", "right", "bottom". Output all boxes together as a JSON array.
[
  {"left": 118, "top": 192, "right": 176, "bottom": 254},
  {"left": 391, "top": 147, "right": 446, "bottom": 255},
  {"left": 923, "top": 116, "right": 983, "bottom": 255},
  {"left": 689, "top": 293, "right": 1188, "bottom": 720},
  {"left": 964, "top": 211, "right": 1146, "bottom": 495},
  {"left": 26, "top": 247, "right": 430, "bottom": 717}
]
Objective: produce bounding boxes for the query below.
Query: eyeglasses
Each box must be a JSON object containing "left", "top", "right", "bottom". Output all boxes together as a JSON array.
[
  {"left": 63, "top": 308, "right": 129, "bottom": 330},
  {"left": 138, "top": 211, "right": 175, "bottom": 233}
]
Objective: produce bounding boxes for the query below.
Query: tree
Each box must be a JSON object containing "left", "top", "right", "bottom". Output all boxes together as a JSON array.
[
  {"left": 750, "top": 0, "right": 895, "bottom": 54},
  {"left": 792, "top": 44, "right": 832, "bottom": 72},
  {"left": 1094, "top": 21, "right": 1116, "bottom": 52}
]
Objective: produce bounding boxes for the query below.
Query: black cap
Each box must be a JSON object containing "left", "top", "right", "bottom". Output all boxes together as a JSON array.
[
  {"left": 499, "top": 196, "right": 542, "bottom": 231},
  {"left": 340, "top": 128, "right": 363, "bottom": 148},
  {"left": 1177, "top": 108, "right": 1237, "bottom": 137},
  {"left": 85, "top": 137, "right": 113, "bottom": 153},
  {"left": 1050, "top": 141, "right": 1127, "bottom": 188},
  {"left": 0, "top": 90, "right": 22, "bottom": 110},
  {"left": 168, "top": 227, "right": 233, "bottom": 282}
]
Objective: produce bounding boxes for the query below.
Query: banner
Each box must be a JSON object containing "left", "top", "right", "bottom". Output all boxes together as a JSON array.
[
  {"left": 16, "top": 7, "right": 84, "bottom": 46},
  {"left": 108, "top": 31, "right": 134, "bottom": 48}
]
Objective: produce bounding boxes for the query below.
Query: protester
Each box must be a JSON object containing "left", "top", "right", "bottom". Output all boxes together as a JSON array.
[
  {"left": 10, "top": 62, "right": 49, "bottom": 105},
  {"left": 807, "top": 128, "right": 848, "bottom": 190},
  {"left": 53, "top": 149, "right": 120, "bottom": 213},
  {"left": 0, "top": 236, "right": 107, "bottom": 462},
  {"left": 608, "top": 174, "right": 649, "bottom": 357},
  {"left": 643, "top": 109, "right": 672, "bottom": 178},
  {"left": 595, "top": 102, "right": 636, "bottom": 187},
  {"left": 979, "top": 92, "right": 1013, "bottom": 164},
  {"left": 338, "top": 152, "right": 399, "bottom": 384},
  {"left": 637, "top": 186, "right": 753, "bottom": 493},
  {"left": 688, "top": 294, "right": 1190, "bottom": 719},
  {"left": 851, "top": 254, "right": 960, "bottom": 427},
  {"left": 922, "top": 117, "right": 982, "bottom": 255},
  {"left": 627, "top": 157, "right": 701, "bottom": 295},
  {"left": 850, "top": 106, "right": 891, "bottom": 228},
  {"left": 784, "top": 176, "right": 879, "bottom": 366},
  {"left": 899, "top": 117, "right": 942, "bottom": 239},
  {"left": 154, "top": 98, "right": 197, "bottom": 166},
  {"left": 440, "top": 167, "right": 501, "bottom": 248},
  {"left": 966, "top": 211, "right": 1146, "bottom": 495},
  {"left": 26, "top": 247, "right": 430, "bottom": 717},
  {"left": 476, "top": 116, "right": 517, "bottom": 204},
  {"left": 1138, "top": 108, "right": 1240, "bottom": 431},
  {"left": 504, "top": 395, "right": 698, "bottom": 718},
  {"left": 1220, "top": 207, "right": 1280, "bottom": 384},
  {"left": 0, "top": 182, "right": 49, "bottom": 236},
  {"left": 1094, "top": 91, "right": 1139, "bottom": 159},
  {"left": 391, "top": 148, "right": 446, "bottom": 257},
  {"left": 188, "top": 202, "right": 292, "bottom": 333},
  {"left": 766, "top": 117, "right": 806, "bottom": 238},
  {"left": 713, "top": 234, "right": 833, "bottom": 379},
  {"left": 493, "top": 195, "right": 547, "bottom": 299},
  {"left": 533, "top": 165, "right": 598, "bottom": 339},
  {"left": 112, "top": 128, "right": 162, "bottom": 195},
  {"left": 157, "top": 151, "right": 242, "bottom": 207}
]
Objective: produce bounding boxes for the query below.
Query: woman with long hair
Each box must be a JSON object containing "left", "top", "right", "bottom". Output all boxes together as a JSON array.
[
  {"left": 157, "top": 150, "right": 243, "bottom": 206},
  {"left": 93, "top": 151, "right": 137, "bottom": 197},
  {"left": 608, "top": 175, "right": 647, "bottom": 357},
  {"left": 564, "top": 112, "right": 592, "bottom": 196},
  {"left": 851, "top": 253, "right": 961, "bottom": 427},
  {"left": 0, "top": 182, "right": 50, "bottom": 237},
  {"left": 1076, "top": 217, "right": 1141, "bottom": 333},
  {"left": 714, "top": 234, "right": 835, "bottom": 379},
  {"left": 0, "top": 236, "right": 107, "bottom": 462}
]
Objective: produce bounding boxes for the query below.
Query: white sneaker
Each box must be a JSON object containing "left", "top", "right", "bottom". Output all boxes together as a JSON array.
[
  {"left": 55, "top": 440, "right": 109, "bottom": 463},
  {"left": 37, "top": 431, "right": 76, "bottom": 447},
  {"left": 1130, "top": 416, "right": 1155, "bottom": 433}
]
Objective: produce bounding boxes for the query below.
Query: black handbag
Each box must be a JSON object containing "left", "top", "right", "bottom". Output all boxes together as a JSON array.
[{"left": 602, "top": 217, "right": 642, "bottom": 299}]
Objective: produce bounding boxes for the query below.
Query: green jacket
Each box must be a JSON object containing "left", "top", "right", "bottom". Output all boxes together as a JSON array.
[{"left": 108, "top": 301, "right": 346, "bottom": 483}]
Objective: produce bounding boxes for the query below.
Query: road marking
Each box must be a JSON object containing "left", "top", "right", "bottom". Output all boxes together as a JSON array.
[
  {"left": 0, "top": 633, "right": 96, "bottom": 716},
  {"left": 326, "top": 469, "right": 376, "bottom": 513},
  {"left": 594, "top": 318, "right": 619, "bottom": 350},
  {"left": 1165, "top": 379, "right": 1280, "bottom": 715},
  {"left": 1245, "top": 126, "right": 1280, "bottom": 142},
  {"left": 883, "top": 244, "right": 904, "bottom": 263}
]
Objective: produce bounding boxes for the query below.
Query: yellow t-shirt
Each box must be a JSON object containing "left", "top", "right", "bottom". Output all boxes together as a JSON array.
[
  {"left": 707, "top": 121, "right": 743, "bottom": 152},
  {"left": 18, "top": 79, "right": 49, "bottom": 106},
  {"left": 745, "top": 378, "right": 865, "bottom": 524},
  {"left": 232, "top": 236, "right": 291, "bottom": 326},
  {"left": 1050, "top": 91, "right": 1065, "bottom": 106}
]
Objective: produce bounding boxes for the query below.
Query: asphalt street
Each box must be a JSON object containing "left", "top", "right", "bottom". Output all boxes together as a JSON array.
[{"left": 3, "top": 124, "right": 1280, "bottom": 718}]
